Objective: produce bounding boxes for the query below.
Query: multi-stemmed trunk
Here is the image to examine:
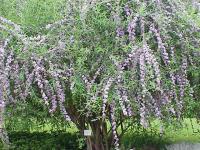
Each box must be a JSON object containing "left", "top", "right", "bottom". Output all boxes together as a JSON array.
[
  {"left": 83, "top": 120, "right": 112, "bottom": 150},
  {"left": 67, "top": 107, "right": 112, "bottom": 150},
  {"left": 88, "top": 120, "right": 111, "bottom": 150}
]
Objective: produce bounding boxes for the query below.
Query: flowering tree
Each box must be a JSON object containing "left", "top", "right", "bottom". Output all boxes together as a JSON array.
[{"left": 0, "top": 0, "right": 200, "bottom": 149}]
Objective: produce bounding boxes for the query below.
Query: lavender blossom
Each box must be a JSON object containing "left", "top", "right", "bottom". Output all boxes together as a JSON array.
[
  {"left": 121, "top": 90, "right": 133, "bottom": 116},
  {"left": 49, "top": 91, "right": 57, "bottom": 113},
  {"left": 139, "top": 101, "right": 148, "bottom": 128},
  {"left": 116, "top": 27, "right": 125, "bottom": 37},
  {"left": 5, "top": 52, "right": 13, "bottom": 73},
  {"left": 116, "top": 89, "right": 128, "bottom": 116},
  {"left": 121, "top": 48, "right": 138, "bottom": 69},
  {"left": 176, "top": 74, "right": 184, "bottom": 118},
  {"left": 44, "top": 80, "right": 58, "bottom": 113},
  {"left": 32, "top": 59, "right": 49, "bottom": 105},
  {"left": 178, "top": 56, "right": 188, "bottom": 100},
  {"left": 3, "top": 52, "right": 14, "bottom": 102},
  {"left": 0, "top": 16, "right": 21, "bottom": 31},
  {"left": 54, "top": 75, "right": 71, "bottom": 121},
  {"left": 128, "top": 16, "right": 138, "bottom": 42},
  {"left": 82, "top": 75, "right": 90, "bottom": 91},
  {"left": 139, "top": 51, "right": 146, "bottom": 91},
  {"left": 89, "top": 66, "right": 102, "bottom": 89},
  {"left": 143, "top": 44, "right": 161, "bottom": 89},
  {"left": 102, "top": 77, "right": 113, "bottom": 119},
  {"left": 0, "top": 41, "right": 6, "bottom": 106},
  {"left": 150, "top": 24, "right": 170, "bottom": 66},
  {"left": 170, "top": 47, "right": 176, "bottom": 63},
  {"left": 12, "top": 61, "right": 24, "bottom": 100},
  {"left": 124, "top": 5, "right": 132, "bottom": 16},
  {"left": 111, "top": 56, "right": 133, "bottom": 117},
  {"left": 110, "top": 102, "right": 120, "bottom": 150},
  {"left": 24, "top": 69, "right": 34, "bottom": 98}
]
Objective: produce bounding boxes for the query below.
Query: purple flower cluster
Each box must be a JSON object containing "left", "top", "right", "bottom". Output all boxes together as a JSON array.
[
  {"left": 5, "top": 52, "right": 13, "bottom": 73},
  {"left": 0, "top": 41, "right": 7, "bottom": 107},
  {"left": 176, "top": 74, "right": 183, "bottom": 118},
  {"left": 32, "top": 58, "right": 49, "bottom": 105},
  {"left": 82, "top": 75, "right": 90, "bottom": 91},
  {"left": 128, "top": 16, "right": 138, "bottom": 42},
  {"left": 49, "top": 66, "right": 71, "bottom": 121},
  {"left": 3, "top": 52, "right": 14, "bottom": 103},
  {"left": 116, "top": 89, "right": 128, "bottom": 116},
  {"left": 0, "top": 16, "right": 28, "bottom": 47},
  {"left": 110, "top": 56, "right": 133, "bottom": 117},
  {"left": 89, "top": 66, "right": 102, "bottom": 89},
  {"left": 43, "top": 80, "right": 57, "bottom": 113},
  {"left": 0, "top": 40, "right": 12, "bottom": 146},
  {"left": 54, "top": 77, "right": 71, "bottom": 121},
  {"left": 143, "top": 44, "right": 161, "bottom": 89},
  {"left": 116, "top": 27, "right": 125, "bottom": 37},
  {"left": 12, "top": 61, "right": 24, "bottom": 100},
  {"left": 115, "top": 72, "right": 133, "bottom": 116},
  {"left": 24, "top": 69, "right": 34, "bottom": 98},
  {"left": 169, "top": 71, "right": 178, "bottom": 112},
  {"left": 102, "top": 77, "right": 113, "bottom": 119},
  {"left": 139, "top": 97, "right": 148, "bottom": 128},
  {"left": 176, "top": 55, "right": 188, "bottom": 117},
  {"left": 121, "top": 90, "right": 133, "bottom": 116},
  {"left": 120, "top": 47, "right": 139, "bottom": 69},
  {"left": 139, "top": 51, "right": 146, "bottom": 91},
  {"left": 48, "top": 89, "right": 57, "bottom": 113},
  {"left": 0, "top": 16, "right": 21, "bottom": 31},
  {"left": 110, "top": 102, "right": 119, "bottom": 150},
  {"left": 170, "top": 47, "right": 176, "bottom": 63},
  {"left": 124, "top": 5, "right": 132, "bottom": 16},
  {"left": 150, "top": 24, "right": 170, "bottom": 66}
]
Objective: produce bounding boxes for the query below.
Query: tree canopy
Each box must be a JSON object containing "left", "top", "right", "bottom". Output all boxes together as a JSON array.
[{"left": 0, "top": 0, "right": 200, "bottom": 149}]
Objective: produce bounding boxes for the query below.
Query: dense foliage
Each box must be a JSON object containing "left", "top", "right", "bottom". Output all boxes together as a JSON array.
[
  {"left": 0, "top": 0, "right": 200, "bottom": 149},
  {"left": 5, "top": 131, "right": 85, "bottom": 150}
]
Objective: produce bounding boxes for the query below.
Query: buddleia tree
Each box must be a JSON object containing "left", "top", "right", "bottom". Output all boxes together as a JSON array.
[{"left": 0, "top": 0, "right": 200, "bottom": 149}]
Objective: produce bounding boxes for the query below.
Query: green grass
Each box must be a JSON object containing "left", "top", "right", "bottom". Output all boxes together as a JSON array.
[
  {"left": 146, "top": 118, "right": 200, "bottom": 143},
  {"left": 121, "top": 118, "right": 200, "bottom": 149},
  {"left": 0, "top": 0, "right": 67, "bottom": 36},
  {"left": 29, "top": 121, "right": 79, "bottom": 133},
  {"left": 10, "top": 118, "right": 200, "bottom": 141},
  {"left": 27, "top": 118, "right": 200, "bottom": 148},
  {"left": 164, "top": 118, "right": 200, "bottom": 143}
]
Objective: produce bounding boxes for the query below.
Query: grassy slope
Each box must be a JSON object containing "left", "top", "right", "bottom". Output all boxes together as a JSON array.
[
  {"left": 121, "top": 118, "right": 200, "bottom": 149},
  {"left": 164, "top": 118, "right": 200, "bottom": 143}
]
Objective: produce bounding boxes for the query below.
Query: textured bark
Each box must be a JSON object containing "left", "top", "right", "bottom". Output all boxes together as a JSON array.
[
  {"left": 90, "top": 122, "right": 105, "bottom": 150},
  {"left": 88, "top": 119, "right": 116, "bottom": 150},
  {"left": 68, "top": 110, "right": 111, "bottom": 150}
]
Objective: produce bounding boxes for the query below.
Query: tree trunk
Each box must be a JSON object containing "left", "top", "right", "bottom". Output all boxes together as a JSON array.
[
  {"left": 86, "top": 120, "right": 111, "bottom": 150},
  {"left": 66, "top": 103, "right": 112, "bottom": 150}
]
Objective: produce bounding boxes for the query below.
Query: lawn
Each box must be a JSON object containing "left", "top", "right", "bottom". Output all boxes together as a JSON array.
[{"left": 2, "top": 118, "right": 199, "bottom": 149}]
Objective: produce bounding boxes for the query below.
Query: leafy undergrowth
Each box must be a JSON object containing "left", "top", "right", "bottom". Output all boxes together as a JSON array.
[{"left": 1, "top": 131, "right": 86, "bottom": 150}]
